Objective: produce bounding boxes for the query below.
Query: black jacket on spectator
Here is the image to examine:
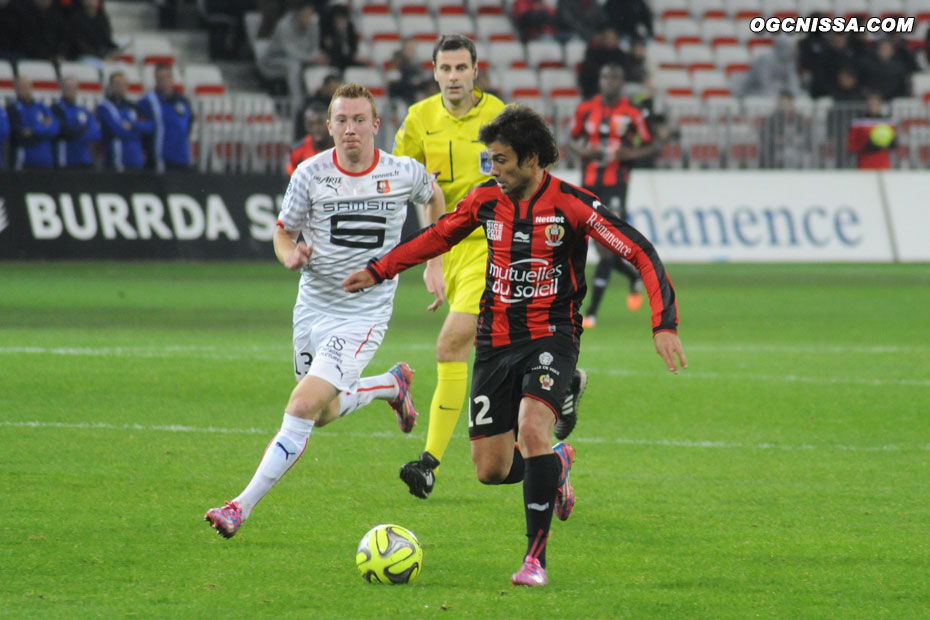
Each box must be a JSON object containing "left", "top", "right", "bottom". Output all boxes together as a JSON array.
[
  {"left": 17, "top": 0, "right": 68, "bottom": 60},
  {"left": 0, "top": 0, "right": 23, "bottom": 59},
  {"left": 68, "top": 3, "right": 118, "bottom": 59},
  {"left": 604, "top": 0, "right": 653, "bottom": 41}
]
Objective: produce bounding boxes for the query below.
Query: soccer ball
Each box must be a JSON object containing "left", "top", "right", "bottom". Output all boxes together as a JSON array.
[
  {"left": 869, "top": 123, "right": 895, "bottom": 148},
  {"left": 355, "top": 524, "right": 423, "bottom": 584}
]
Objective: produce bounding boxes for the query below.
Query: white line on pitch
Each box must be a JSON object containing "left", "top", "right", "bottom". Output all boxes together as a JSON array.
[
  {"left": 2, "top": 420, "right": 927, "bottom": 453},
  {"left": 1, "top": 346, "right": 926, "bottom": 387}
]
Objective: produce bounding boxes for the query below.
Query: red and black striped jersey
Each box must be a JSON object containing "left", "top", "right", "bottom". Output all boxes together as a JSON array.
[
  {"left": 367, "top": 171, "right": 678, "bottom": 351},
  {"left": 571, "top": 95, "right": 651, "bottom": 187}
]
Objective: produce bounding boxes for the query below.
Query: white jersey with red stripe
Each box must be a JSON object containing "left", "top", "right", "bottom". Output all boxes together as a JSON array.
[{"left": 278, "top": 147, "right": 434, "bottom": 323}]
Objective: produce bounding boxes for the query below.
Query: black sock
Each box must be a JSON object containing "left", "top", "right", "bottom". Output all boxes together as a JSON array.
[
  {"left": 586, "top": 260, "right": 612, "bottom": 318},
  {"left": 500, "top": 445, "right": 524, "bottom": 484},
  {"left": 523, "top": 453, "right": 560, "bottom": 568}
]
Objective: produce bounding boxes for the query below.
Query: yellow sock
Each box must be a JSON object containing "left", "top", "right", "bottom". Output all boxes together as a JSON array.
[{"left": 424, "top": 361, "right": 468, "bottom": 469}]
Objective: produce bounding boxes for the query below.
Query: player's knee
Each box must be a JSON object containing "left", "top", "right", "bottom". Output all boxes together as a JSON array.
[
  {"left": 472, "top": 455, "right": 509, "bottom": 484},
  {"left": 435, "top": 336, "right": 471, "bottom": 362}
]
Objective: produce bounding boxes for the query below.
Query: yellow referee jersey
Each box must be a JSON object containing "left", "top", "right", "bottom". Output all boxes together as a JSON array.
[{"left": 393, "top": 88, "right": 507, "bottom": 228}]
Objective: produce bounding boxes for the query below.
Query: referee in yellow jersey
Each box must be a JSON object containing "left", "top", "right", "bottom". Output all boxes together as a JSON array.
[{"left": 394, "top": 34, "right": 585, "bottom": 499}]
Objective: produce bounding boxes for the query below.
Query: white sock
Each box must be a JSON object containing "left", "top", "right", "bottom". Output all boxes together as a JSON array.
[
  {"left": 338, "top": 372, "right": 399, "bottom": 417},
  {"left": 234, "top": 413, "right": 314, "bottom": 519}
]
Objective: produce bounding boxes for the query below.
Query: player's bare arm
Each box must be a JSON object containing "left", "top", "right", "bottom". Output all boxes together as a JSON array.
[
  {"left": 422, "top": 179, "right": 447, "bottom": 310},
  {"left": 273, "top": 225, "right": 312, "bottom": 271}
]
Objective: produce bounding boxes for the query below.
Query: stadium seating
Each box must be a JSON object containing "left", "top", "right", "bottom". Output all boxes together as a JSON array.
[
  {"left": 475, "top": 15, "right": 515, "bottom": 41},
  {"left": 526, "top": 39, "right": 564, "bottom": 69},
  {"left": 678, "top": 43, "right": 716, "bottom": 73},
  {"left": 358, "top": 14, "right": 401, "bottom": 42},
  {"left": 15, "top": 60, "right": 60, "bottom": 101},
  {"left": 184, "top": 63, "right": 226, "bottom": 96},
  {"left": 563, "top": 39, "right": 586, "bottom": 70},
  {"left": 436, "top": 14, "right": 476, "bottom": 39},
  {"left": 0, "top": 60, "right": 16, "bottom": 101},
  {"left": 487, "top": 40, "right": 527, "bottom": 69},
  {"left": 538, "top": 68, "right": 579, "bottom": 99},
  {"left": 398, "top": 14, "right": 439, "bottom": 41},
  {"left": 691, "top": 0, "right": 727, "bottom": 19},
  {"left": 494, "top": 67, "right": 540, "bottom": 100},
  {"left": 133, "top": 35, "right": 177, "bottom": 66},
  {"left": 837, "top": 0, "right": 869, "bottom": 20},
  {"left": 911, "top": 72, "right": 930, "bottom": 103},
  {"left": 905, "top": 0, "right": 930, "bottom": 22},
  {"left": 343, "top": 66, "right": 388, "bottom": 97},
  {"left": 58, "top": 62, "right": 104, "bottom": 101}
]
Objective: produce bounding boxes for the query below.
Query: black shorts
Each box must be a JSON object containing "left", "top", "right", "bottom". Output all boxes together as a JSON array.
[
  {"left": 590, "top": 183, "right": 629, "bottom": 220},
  {"left": 467, "top": 336, "right": 579, "bottom": 440}
]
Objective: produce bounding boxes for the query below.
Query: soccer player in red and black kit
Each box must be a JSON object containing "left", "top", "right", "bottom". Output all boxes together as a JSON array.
[
  {"left": 570, "top": 63, "right": 660, "bottom": 326},
  {"left": 344, "top": 105, "right": 686, "bottom": 587}
]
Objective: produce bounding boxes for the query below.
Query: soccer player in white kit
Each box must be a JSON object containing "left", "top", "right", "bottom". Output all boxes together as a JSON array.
[{"left": 205, "top": 83, "right": 445, "bottom": 538}]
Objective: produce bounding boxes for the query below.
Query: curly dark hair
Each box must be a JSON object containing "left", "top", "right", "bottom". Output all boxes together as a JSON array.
[{"left": 478, "top": 106, "right": 559, "bottom": 168}]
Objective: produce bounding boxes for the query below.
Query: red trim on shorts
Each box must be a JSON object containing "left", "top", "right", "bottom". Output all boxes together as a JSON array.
[
  {"left": 332, "top": 149, "right": 380, "bottom": 177},
  {"left": 524, "top": 393, "right": 560, "bottom": 420},
  {"left": 355, "top": 326, "right": 375, "bottom": 357},
  {"left": 276, "top": 219, "right": 285, "bottom": 228}
]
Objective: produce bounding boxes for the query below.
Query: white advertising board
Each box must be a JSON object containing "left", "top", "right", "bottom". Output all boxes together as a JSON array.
[
  {"left": 557, "top": 169, "right": 895, "bottom": 262},
  {"left": 880, "top": 171, "right": 930, "bottom": 262}
]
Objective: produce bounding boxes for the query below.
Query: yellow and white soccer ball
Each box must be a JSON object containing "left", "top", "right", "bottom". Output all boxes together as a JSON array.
[{"left": 356, "top": 524, "right": 423, "bottom": 584}]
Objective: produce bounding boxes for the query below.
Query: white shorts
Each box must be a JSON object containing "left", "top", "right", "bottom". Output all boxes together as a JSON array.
[{"left": 292, "top": 311, "right": 386, "bottom": 391}]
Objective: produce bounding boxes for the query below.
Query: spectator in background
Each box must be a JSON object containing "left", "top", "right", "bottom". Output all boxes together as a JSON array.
[
  {"left": 604, "top": 0, "right": 653, "bottom": 43},
  {"left": 258, "top": 1, "right": 326, "bottom": 106},
  {"left": 68, "top": 0, "right": 118, "bottom": 63},
  {"left": 97, "top": 71, "right": 154, "bottom": 171},
  {"left": 320, "top": 5, "right": 361, "bottom": 72},
  {"left": 51, "top": 76, "right": 101, "bottom": 168},
  {"left": 0, "top": 106, "right": 9, "bottom": 169},
  {"left": 740, "top": 37, "right": 801, "bottom": 97},
  {"left": 831, "top": 64, "right": 866, "bottom": 101},
  {"left": 578, "top": 26, "right": 633, "bottom": 99},
  {"left": 286, "top": 103, "right": 331, "bottom": 175},
  {"left": 6, "top": 76, "right": 60, "bottom": 170},
  {"left": 797, "top": 12, "right": 828, "bottom": 93},
  {"left": 759, "top": 90, "right": 812, "bottom": 169},
  {"left": 139, "top": 64, "right": 193, "bottom": 172},
  {"left": 387, "top": 38, "right": 428, "bottom": 106},
  {"left": 570, "top": 64, "right": 658, "bottom": 326},
  {"left": 624, "top": 37, "right": 649, "bottom": 84},
  {"left": 847, "top": 91, "right": 896, "bottom": 170},
  {"left": 17, "top": 0, "right": 68, "bottom": 61},
  {"left": 295, "top": 72, "right": 339, "bottom": 139},
  {"left": 806, "top": 33, "right": 862, "bottom": 99},
  {"left": 0, "top": 0, "right": 23, "bottom": 62},
  {"left": 511, "top": 0, "right": 558, "bottom": 43},
  {"left": 862, "top": 37, "right": 912, "bottom": 101},
  {"left": 556, "top": 0, "right": 606, "bottom": 42}
]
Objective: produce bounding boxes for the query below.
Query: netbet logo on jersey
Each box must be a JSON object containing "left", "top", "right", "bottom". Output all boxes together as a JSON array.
[{"left": 489, "top": 258, "right": 562, "bottom": 304}]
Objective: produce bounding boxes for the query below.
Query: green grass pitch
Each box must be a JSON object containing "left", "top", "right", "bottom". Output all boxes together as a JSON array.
[{"left": 1, "top": 261, "right": 928, "bottom": 619}]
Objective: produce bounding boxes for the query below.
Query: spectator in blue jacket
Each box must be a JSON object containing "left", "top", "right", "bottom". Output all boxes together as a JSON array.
[
  {"left": 0, "top": 106, "right": 9, "bottom": 169},
  {"left": 52, "top": 76, "right": 102, "bottom": 168},
  {"left": 6, "top": 76, "right": 60, "bottom": 169},
  {"left": 97, "top": 71, "right": 154, "bottom": 171},
  {"left": 138, "top": 64, "right": 193, "bottom": 172}
]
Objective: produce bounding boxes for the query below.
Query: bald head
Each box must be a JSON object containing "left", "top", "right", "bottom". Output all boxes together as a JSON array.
[{"left": 15, "top": 76, "right": 34, "bottom": 102}]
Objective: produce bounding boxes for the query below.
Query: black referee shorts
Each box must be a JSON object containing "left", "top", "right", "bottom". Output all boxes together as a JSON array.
[{"left": 467, "top": 335, "right": 579, "bottom": 440}]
